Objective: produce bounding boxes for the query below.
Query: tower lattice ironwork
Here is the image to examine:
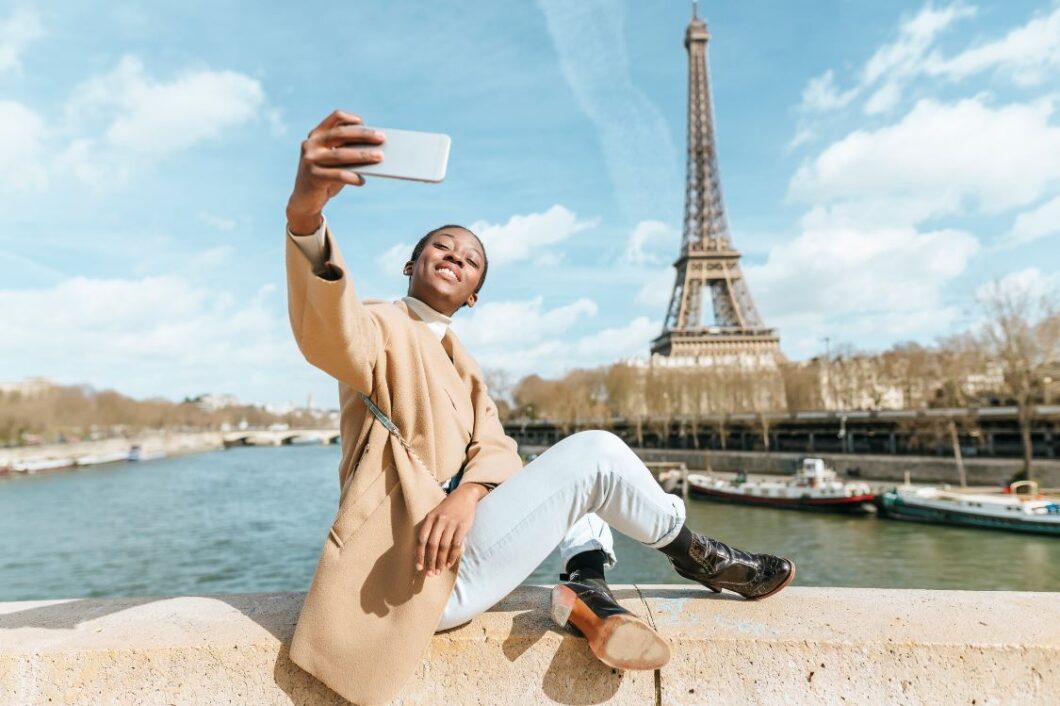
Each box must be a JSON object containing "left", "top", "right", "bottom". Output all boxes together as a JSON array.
[{"left": 650, "top": 3, "right": 780, "bottom": 367}]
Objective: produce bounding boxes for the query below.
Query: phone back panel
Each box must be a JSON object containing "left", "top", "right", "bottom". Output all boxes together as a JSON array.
[{"left": 349, "top": 127, "right": 450, "bottom": 183}]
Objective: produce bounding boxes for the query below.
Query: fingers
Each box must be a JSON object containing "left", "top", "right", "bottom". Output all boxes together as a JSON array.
[
  {"left": 307, "top": 109, "right": 362, "bottom": 139},
  {"left": 424, "top": 519, "right": 455, "bottom": 576},
  {"left": 416, "top": 515, "right": 434, "bottom": 572},
  {"left": 419, "top": 516, "right": 462, "bottom": 575},
  {"left": 445, "top": 525, "right": 467, "bottom": 569},
  {"left": 306, "top": 165, "right": 367, "bottom": 187},
  {"left": 314, "top": 146, "right": 384, "bottom": 167},
  {"left": 434, "top": 524, "right": 457, "bottom": 575},
  {"left": 319, "top": 124, "right": 386, "bottom": 149}
]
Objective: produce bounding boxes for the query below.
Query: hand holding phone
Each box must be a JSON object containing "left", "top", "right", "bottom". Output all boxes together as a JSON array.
[{"left": 286, "top": 110, "right": 386, "bottom": 233}]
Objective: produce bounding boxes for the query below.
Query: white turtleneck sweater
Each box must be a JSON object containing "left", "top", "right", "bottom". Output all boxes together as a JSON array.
[{"left": 287, "top": 217, "right": 452, "bottom": 340}]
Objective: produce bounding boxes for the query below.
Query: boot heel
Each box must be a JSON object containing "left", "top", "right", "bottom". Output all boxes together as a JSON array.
[
  {"left": 550, "top": 584, "right": 577, "bottom": 628},
  {"left": 553, "top": 583, "right": 670, "bottom": 670}
]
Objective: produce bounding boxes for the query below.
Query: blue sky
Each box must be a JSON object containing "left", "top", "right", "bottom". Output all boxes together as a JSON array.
[{"left": 1, "top": 0, "right": 1058, "bottom": 407}]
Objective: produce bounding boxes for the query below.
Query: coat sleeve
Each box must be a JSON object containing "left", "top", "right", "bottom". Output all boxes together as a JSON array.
[
  {"left": 459, "top": 374, "right": 524, "bottom": 487},
  {"left": 286, "top": 225, "right": 383, "bottom": 395}
]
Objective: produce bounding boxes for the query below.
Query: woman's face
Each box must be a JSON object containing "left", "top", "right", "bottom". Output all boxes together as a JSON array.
[{"left": 404, "top": 227, "right": 486, "bottom": 316}]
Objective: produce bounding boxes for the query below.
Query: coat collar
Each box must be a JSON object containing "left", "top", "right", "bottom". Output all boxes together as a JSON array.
[{"left": 395, "top": 299, "right": 476, "bottom": 436}]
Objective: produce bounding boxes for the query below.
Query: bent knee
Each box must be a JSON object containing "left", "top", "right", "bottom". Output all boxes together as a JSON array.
[
  {"left": 570, "top": 429, "right": 628, "bottom": 456},
  {"left": 567, "top": 429, "right": 637, "bottom": 473}
]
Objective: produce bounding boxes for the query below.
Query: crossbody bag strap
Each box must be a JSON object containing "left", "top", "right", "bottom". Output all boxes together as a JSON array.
[
  {"left": 358, "top": 391, "right": 461, "bottom": 493},
  {"left": 357, "top": 390, "right": 401, "bottom": 435}
]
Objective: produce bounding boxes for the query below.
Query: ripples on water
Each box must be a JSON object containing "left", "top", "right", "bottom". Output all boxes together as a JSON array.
[{"left": 1, "top": 445, "right": 1056, "bottom": 601}]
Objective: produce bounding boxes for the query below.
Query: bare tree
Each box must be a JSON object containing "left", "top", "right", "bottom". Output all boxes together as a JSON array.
[{"left": 978, "top": 280, "right": 1059, "bottom": 482}]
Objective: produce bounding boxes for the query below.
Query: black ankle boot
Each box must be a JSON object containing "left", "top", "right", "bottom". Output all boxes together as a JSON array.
[
  {"left": 663, "top": 530, "right": 795, "bottom": 600},
  {"left": 555, "top": 568, "right": 617, "bottom": 638},
  {"left": 551, "top": 569, "right": 670, "bottom": 670}
]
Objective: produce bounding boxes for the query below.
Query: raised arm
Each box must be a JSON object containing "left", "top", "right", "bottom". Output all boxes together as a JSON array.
[{"left": 284, "top": 110, "right": 387, "bottom": 394}]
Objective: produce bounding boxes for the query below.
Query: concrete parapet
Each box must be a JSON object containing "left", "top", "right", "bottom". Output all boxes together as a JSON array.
[{"left": 1, "top": 586, "right": 1056, "bottom": 705}]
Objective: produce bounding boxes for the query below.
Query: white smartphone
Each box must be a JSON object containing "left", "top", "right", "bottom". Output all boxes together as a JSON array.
[{"left": 346, "top": 127, "right": 451, "bottom": 183}]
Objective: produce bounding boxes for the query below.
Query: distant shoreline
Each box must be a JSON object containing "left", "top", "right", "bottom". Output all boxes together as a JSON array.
[{"left": 0, "top": 432, "right": 225, "bottom": 476}]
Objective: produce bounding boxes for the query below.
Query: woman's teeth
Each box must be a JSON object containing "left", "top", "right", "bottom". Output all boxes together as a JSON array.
[{"left": 436, "top": 266, "right": 457, "bottom": 281}]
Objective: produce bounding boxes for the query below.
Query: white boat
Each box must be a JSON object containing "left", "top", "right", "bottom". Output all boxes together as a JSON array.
[
  {"left": 879, "top": 480, "right": 1060, "bottom": 536},
  {"left": 676, "top": 458, "right": 877, "bottom": 514}
]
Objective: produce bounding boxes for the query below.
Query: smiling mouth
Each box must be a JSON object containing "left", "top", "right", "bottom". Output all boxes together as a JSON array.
[{"left": 434, "top": 264, "right": 461, "bottom": 283}]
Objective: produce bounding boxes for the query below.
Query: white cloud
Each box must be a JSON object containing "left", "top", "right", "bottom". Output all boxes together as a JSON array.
[
  {"left": 863, "top": 81, "right": 902, "bottom": 116},
  {"left": 469, "top": 204, "right": 597, "bottom": 265},
  {"left": 453, "top": 295, "right": 598, "bottom": 348},
  {"left": 1005, "top": 195, "right": 1060, "bottom": 246},
  {"left": 0, "top": 276, "right": 307, "bottom": 402},
  {"left": 48, "top": 55, "right": 267, "bottom": 187},
  {"left": 787, "top": 127, "right": 816, "bottom": 150},
  {"left": 975, "top": 267, "right": 1059, "bottom": 305},
  {"left": 623, "top": 220, "right": 678, "bottom": 265},
  {"left": 800, "top": 70, "right": 858, "bottom": 112},
  {"left": 771, "top": 305, "right": 966, "bottom": 359},
  {"left": 790, "top": 97, "right": 1060, "bottom": 226},
  {"left": 861, "top": 2, "right": 976, "bottom": 86},
  {"left": 571, "top": 316, "right": 659, "bottom": 360},
  {"left": 0, "top": 8, "right": 43, "bottom": 74},
  {"left": 797, "top": 3, "right": 1060, "bottom": 126},
  {"left": 925, "top": 6, "right": 1060, "bottom": 86},
  {"left": 451, "top": 293, "right": 659, "bottom": 378},
  {"left": 796, "top": 2, "right": 976, "bottom": 122},
  {"left": 66, "top": 55, "right": 264, "bottom": 155},
  {"left": 0, "top": 54, "right": 268, "bottom": 194},
  {"left": 0, "top": 100, "right": 47, "bottom": 191},
  {"left": 749, "top": 225, "right": 979, "bottom": 318}
]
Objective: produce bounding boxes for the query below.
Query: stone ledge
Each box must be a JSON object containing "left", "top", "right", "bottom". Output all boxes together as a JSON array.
[{"left": 1, "top": 586, "right": 1056, "bottom": 705}]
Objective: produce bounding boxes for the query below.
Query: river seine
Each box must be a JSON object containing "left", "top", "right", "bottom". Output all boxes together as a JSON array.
[{"left": 1, "top": 445, "right": 1056, "bottom": 602}]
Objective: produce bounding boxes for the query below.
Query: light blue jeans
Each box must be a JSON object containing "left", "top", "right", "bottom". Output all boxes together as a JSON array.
[{"left": 436, "top": 429, "right": 687, "bottom": 631}]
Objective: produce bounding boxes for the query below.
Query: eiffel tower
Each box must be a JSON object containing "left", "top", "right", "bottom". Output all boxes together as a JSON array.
[{"left": 650, "top": 3, "right": 781, "bottom": 367}]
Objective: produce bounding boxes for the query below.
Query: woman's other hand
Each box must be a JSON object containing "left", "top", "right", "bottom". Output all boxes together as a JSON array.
[
  {"left": 286, "top": 109, "right": 386, "bottom": 234},
  {"left": 416, "top": 483, "right": 489, "bottom": 576}
]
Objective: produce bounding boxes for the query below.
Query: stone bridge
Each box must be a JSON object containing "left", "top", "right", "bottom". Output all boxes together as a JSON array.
[{"left": 222, "top": 428, "right": 340, "bottom": 447}]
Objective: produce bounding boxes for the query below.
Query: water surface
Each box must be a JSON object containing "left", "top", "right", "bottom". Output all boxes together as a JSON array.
[{"left": 1, "top": 445, "right": 1056, "bottom": 601}]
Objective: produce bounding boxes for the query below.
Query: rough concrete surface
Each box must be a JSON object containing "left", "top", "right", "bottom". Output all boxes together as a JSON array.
[{"left": 1, "top": 586, "right": 1056, "bottom": 705}]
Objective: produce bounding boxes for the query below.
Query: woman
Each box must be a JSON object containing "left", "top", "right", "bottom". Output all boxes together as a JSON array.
[{"left": 284, "top": 110, "right": 795, "bottom": 706}]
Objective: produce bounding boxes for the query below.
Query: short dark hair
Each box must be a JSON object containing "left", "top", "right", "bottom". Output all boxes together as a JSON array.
[{"left": 409, "top": 224, "right": 489, "bottom": 294}]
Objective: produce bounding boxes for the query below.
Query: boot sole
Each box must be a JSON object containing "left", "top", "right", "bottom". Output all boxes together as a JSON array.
[{"left": 550, "top": 584, "right": 671, "bottom": 670}]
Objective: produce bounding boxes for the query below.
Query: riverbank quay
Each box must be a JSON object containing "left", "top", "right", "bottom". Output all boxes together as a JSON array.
[
  {"left": 0, "top": 432, "right": 224, "bottom": 475},
  {"left": 520, "top": 445, "right": 1060, "bottom": 489},
  {"left": 1, "top": 587, "right": 1055, "bottom": 705}
]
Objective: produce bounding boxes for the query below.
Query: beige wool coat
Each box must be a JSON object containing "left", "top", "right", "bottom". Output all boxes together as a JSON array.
[{"left": 284, "top": 227, "right": 523, "bottom": 705}]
